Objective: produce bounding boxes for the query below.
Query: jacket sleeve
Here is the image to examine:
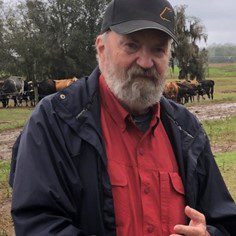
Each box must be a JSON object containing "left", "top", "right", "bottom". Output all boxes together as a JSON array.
[
  {"left": 11, "top": 101, "right": 93, "bottom": 236},
  {"left": 196, "top": 135, "right": 236, "bottom": 235}
]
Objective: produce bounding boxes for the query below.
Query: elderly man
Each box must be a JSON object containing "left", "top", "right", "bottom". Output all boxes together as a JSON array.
[{"left": 10, "top": 0, "right": 235, "bottom": 235}]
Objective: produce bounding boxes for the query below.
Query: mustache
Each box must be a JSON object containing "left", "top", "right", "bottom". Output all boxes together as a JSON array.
[{"left": 127, "top": 65, "right": 160, "bottom": 80}]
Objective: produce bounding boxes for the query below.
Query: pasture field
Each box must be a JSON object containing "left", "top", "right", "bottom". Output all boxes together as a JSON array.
[
  {"left": 215, "top": 151, "right": 236, "bottom": 200},
  {"left": 208, "top": 63, "right": 236, "bottom": 77},
  {"left": 202, "top": 116, "right": 236, "bottom": 152},
  {"left": 0, "top": 160, "right": 12, "bottom": 236},
  {"left": 170, "top": 62, "right": 236, "bottom": 78},
  {"left": 0, "top": 108, "right": 33, "bottom": 132}
]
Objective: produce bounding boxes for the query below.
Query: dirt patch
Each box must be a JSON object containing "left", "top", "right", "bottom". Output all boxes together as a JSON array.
[
  {"left": 211, "top": 63, "right": 236, "bottom": 68},
  {"left": 0, "top": 197, "right": 14, "bottom": 236},
  {"left": 0, "top": 129, "right": 22, "bottom": 161},
  {"left": 221, "top": 90, "right": 236, "bottom": 93},
  {"left": 187, "top": 102, "right": 236, "bottom": 122}
]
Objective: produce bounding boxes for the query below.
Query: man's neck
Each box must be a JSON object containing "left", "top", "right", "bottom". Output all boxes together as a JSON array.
[{"left": 120, "top": 102, "right": 151, "bottom": 116}]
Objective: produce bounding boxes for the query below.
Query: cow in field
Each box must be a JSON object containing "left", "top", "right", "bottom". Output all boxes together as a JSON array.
[
  {"left": 164, "top": 79, "right": 213, "bottom": 104},
  {"left": 1, "top": 76, "right": 25, "bottom": 107},
  {"left": 0, "top": 76, "right": 39, "bottom": 107},
  {"left": 29, "top": 77, "right": 78, "bottom": 102},
  {"left": 0, "top": 80, "right": 8, "bottom": 107},
  {"left": 163, "top": 82, "right": 179, "bottom": 101},
  {"left": 199, "top": 79, "right": 215, "bottom": 99},
  {"left": 37, "top": 79, "right": 57, "bottom": 100},
  {"left": 54, "top": 77, "right": 78, "bottom": 91}
]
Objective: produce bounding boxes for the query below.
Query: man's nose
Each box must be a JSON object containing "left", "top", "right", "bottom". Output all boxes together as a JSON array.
[{"left": 136, "top": 50, "right": 154, "bottom": 69}]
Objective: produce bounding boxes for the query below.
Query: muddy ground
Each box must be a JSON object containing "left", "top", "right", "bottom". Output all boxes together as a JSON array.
[{"left": 0, "top": 102, "right": 236, "bottom": 235}]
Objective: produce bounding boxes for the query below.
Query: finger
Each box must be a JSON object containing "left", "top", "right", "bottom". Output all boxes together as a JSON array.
[
  {"left": 174, "top": 224, "right": 201, "bottom": 235},
  {"left": 185, "top": 206, "right": 205, "bottom": 224}
]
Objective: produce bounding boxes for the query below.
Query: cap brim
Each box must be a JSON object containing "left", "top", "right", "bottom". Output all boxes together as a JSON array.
[{"left": 110, "top": 20, "right": 178, "bottom": 44}]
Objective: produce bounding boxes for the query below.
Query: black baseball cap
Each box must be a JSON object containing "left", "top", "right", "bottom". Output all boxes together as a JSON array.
[{"left": 101, "top": 0, "right": 177, "bottom": 43}]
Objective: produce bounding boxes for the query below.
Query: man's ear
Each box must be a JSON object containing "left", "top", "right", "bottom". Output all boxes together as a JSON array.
[{"left": 95, "top": 35, "right": 105, "bottom": 59}]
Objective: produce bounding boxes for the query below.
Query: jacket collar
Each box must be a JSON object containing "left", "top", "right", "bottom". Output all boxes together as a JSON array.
[{"left": 160, "top": 97, "right": 186, "bottom": 186}]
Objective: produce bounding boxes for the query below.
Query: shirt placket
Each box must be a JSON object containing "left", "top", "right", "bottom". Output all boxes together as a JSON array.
[{"left": 137, "top": 136, "right": 160, "bottom": 235}]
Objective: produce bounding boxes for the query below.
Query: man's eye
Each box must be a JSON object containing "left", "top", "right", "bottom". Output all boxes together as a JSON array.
[
  {"left": 153, "top": 47, "right": 165, "bottom": 55},
  {"left": 124, "top": 43, "right": 139, "bottom": 52}
]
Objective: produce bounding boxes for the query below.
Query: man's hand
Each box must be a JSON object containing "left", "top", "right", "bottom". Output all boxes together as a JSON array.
[{"left": 170, "top": 206, "right": 210, "bottom": 236}]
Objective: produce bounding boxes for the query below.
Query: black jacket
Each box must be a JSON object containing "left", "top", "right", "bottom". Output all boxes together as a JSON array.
[{"left": 10, "top": 68, "right": 236, "bottom": 235}]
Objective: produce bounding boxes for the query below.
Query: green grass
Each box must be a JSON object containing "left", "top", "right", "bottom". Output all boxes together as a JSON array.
[
  {"left": 0, "top": 160, "right": 11, "bottom": 200},
  {"left": 0, "top": 160, "right": 11, "bottom": 202},
  {"left": 0, "top": 160, "right": 12, "bottom": 236},
  {"left": 170, "top": 63, "right": 236, "bottom": 78},
  {"left": 0, "top": 108, "right": 33, "bottom": 132},
  {"left": 208, "top": 63, "right": 236, "bottom": 77},
  {"left": 202, "top": 116, "right": 236, "bottom": 151},
  {"left": 215, "top": 151, "right": 236, "bottom": 200},
  {"left": 0, "top": 161, "right": 10, "bottom": 183}
]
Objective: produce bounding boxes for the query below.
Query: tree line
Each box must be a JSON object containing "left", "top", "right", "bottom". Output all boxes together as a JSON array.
[
  {"left": 0, "top": 1, "right": 208, "bottom": 81},
  {"left": 208, "top": 44, "right": 236, "bottom": 63}
]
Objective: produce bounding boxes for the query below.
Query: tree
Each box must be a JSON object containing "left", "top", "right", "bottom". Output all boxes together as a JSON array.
[
  {"left": 173, "top": 5, "right": 208, "bottom": 81},
  {"left": 1, "top": 0, "right": 110, "bottom": 80}
]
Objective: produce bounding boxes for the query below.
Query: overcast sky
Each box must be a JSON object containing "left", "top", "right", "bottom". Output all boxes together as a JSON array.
[{"left": 169, "top": 0, "right": 235, "bottom": 46}]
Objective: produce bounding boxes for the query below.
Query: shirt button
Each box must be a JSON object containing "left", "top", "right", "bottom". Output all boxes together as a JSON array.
[
  {"left": 147, "top": 224, "right": 154, "bottom": 233},
  {"left": 139, "top": 148, "right": 144, "bottom": 155},
  {"left": 144, "top": 186, "right": 150, "bottom": 194}
]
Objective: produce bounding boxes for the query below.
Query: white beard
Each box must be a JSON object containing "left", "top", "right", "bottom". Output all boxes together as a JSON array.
[{"left": 102, "top": 60, "right": 167, "bottom": 113}]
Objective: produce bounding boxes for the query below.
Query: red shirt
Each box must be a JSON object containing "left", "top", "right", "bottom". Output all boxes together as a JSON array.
[{"left": 99, "top": 75, "right": 186, "bottom": 236}]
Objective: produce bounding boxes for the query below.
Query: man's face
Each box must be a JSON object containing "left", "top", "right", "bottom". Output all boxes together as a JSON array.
[{"left": 96, "top": 29, "right": 170, "bottom": 114}]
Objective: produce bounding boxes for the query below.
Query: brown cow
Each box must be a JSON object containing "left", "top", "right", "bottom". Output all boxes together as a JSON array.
[
  {"left": 54, "top": 77, "right": 78, "bottom": 91},
  {"left": 163, "top": 82, "right": 179, "bottom": 101}
]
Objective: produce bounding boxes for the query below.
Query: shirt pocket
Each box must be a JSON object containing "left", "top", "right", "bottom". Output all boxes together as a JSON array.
[
  {"left": 108, "top": 161, "right": 130, "bottom": 227},
  {"left": 159, "top": 171, "right": 186, "bottom": 235},
  {"left": 169, "top": 172, "right": 187, "bottom": 233}
]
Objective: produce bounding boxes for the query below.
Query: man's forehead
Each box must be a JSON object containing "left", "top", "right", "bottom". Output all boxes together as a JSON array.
[{"left": 120, "top": 29, "right": 170, "bottom": 43}]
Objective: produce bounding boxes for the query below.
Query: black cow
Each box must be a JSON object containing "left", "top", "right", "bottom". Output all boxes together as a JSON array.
[
  {"left": 27, "top": 79, "right": 56, "bottom": 103},
  {"left": 37, "top": 79, "right": 56, "bottom": 100},
  {"left": 199, "top": 80, "right": 215, "bottom": 99},
  {"left": 18, "top": 80, "right": 34, "bottom": 107},
  {"left": 176, "top": 82, "right": 196, "bottom": 104},
  {"left": 1, "top": 76, "right": 25, "bottom": 107},
  {"left": 0, "top": 80, "right": 8, "bottom": 107},
  {"left": 28, "top": 78, "right": 77, "bottom": 104}
]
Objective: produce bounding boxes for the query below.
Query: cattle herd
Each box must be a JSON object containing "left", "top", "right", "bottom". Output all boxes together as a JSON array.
[
  {"left": 163, "top": 79, "right": 215, "bottom": 104},
  {"left": 0, "top": 76, "right": 78, "bottom": 108},
  {"left": 0, "top": 76, "right": 214, "bottom": 108}
]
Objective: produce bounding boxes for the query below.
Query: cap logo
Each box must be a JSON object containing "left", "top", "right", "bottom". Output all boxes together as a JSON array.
[{"left": 160, "top": 7, "right": 172, "bottom": 22}]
